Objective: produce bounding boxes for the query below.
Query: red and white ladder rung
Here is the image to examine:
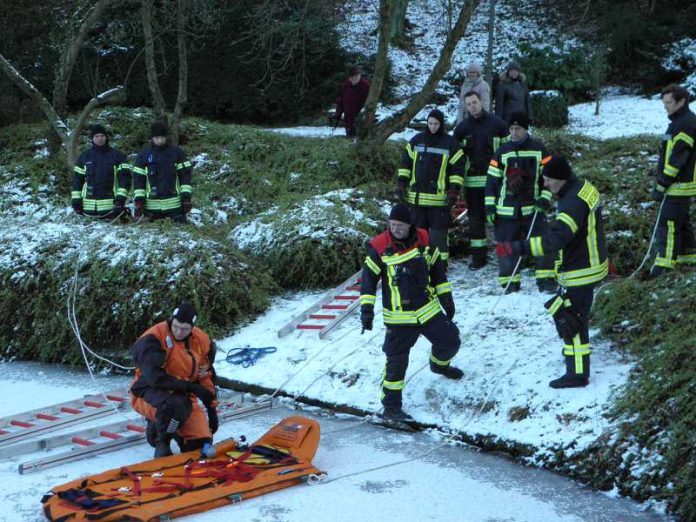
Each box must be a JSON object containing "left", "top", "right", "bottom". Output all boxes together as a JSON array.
[
  {"left": 0, "top": 389, "right": 130, "bottom": 447},
  {"left": 277, "top": 271, "right": 378, "bottom": 339}
]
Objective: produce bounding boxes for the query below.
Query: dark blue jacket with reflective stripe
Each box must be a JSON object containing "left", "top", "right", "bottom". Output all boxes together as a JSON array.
[
  {"left": 134, "top": 143, "right": 192, "bottom": 209},
  {"left": 72, "top": 145, "right": 130, "bottom": 205},
  {"left": 525, "top": 175, "right": 608, "bottom": 287}
]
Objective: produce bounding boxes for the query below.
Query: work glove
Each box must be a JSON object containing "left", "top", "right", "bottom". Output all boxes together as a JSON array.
[
  {"left": 439, "top": 292, "right": 455, "bottom": 320},
  {"left": 495, "top": 241, "right": 523, "bottom": 258},
  {"left": 134, "top": 199, "right": 144, "bottom": 219},
  {"left": 506, "top": 166, "right": 528, "bottom": 193},
  {"left": 553, "top": 308, "right": 582, "bottom": 339},
  {"left": 72, "top": 200, "right": 83, "bottom": 215},
  {"left": 360, "top": 307, "right": 374, "bottom": 333},
  {"left": 650, "top": 185, "right": 665, "bottom": 202},
  {"left": 446, "top": 188, "right": 459, "bottom": 208},
  {"left": 207, "top": 407, "right": 219, "bottom": 434},
  {"left": 182, "top": 197, "right": 193, "bottom": 214},
  {"left": 535, "top": 197, "right": 551, "bottom": 213},
  {"left": 186, "top": 382, "right": 215, "bottom": 408},
  {"left": 486, "top": 206, "right": 496, "bottom": 226}
]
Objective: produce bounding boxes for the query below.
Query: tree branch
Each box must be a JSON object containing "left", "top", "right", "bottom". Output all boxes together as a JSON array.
[{"left": 142, "top": 0, "right": 166, "bottom": 119}]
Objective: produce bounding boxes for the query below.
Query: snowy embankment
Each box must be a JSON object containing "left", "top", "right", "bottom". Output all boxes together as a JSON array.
[{"left": 215, "top": 261, "right": 630, "bottom": 463}]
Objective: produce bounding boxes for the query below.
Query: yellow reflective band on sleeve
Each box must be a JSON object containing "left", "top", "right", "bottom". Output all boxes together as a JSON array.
[
  {"left": 180, "top": 184, "right": 192, "bottom": 194},
  {"left": 529, "top": 236, "right": 544, "bottom": 257},
  {"left": 430, "top": 353, "right": 452, "bottom": 366},
  {"left": 557, "top": 212, "right": 578, "bottom": 234},
  {"left": 484, "top": 196, "right": 496, "bottom": 205},
  {"left": 470, "top": 238, "right": 487, "bottom": 248},
  {"left": 134, "top": 189, "right": 146, "bottom": 198},
  {"left": 365, "top": 256, "right": 382, "bottom": 275},
  {"left": 547, "top": 295, "right": 564, "bottom": 316},
  {"left": 434, "top": 282, "right": 452, "bottom": 295},
  {"left": 450, "top": 149, "right": 465, "bottom": 165},
  {"left": 360, "top": 294, "right": 376, "bottom": 306},
  {"left": 405, "top": 143, "right": 415, "bottom": 159},
  {"left": 539, "top": 189, "right": 552, "bottom": 201},
  {"left": 397, "top": 168, "right": 411, "bottom": 179},
  {"left": 449, "top": 175, "right": 464, "bottom": 186},
  {"left": 133, "top": 166, "right": 148, "bottom": 176},
  {"left": 464, "top": 175, "right": 486, "bottom": 188},
  {"left": 175, "top": 161, "right": 192, "bottom": 170},
  {"left": 487, "top": 165, "right": 503, "bottom": 178},
  {"left": 71, "top": 191, "right": 82, "bottom": 199},
  {"left": 674, "top": 131, "right": 694, "bottom": 148},
  {"left": 119, "top": 163, "right": 132, "bottom": 171},
  {"left": 115, "top": 188, "right": 128, "bottom": 198},
  {"left": 73, "top": 165, "right": 86, "bottom": 175}
]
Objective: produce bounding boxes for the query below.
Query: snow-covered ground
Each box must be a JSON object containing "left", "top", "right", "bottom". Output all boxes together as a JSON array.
[
  {"left": 215, "top": 261, "right": 633, "bottom": 462},
  {"left": 0, "top": 363, "right": 671, "bottom": 521},
  {"left": 268, "top": 92, "right": 668, "bottom": 140}
]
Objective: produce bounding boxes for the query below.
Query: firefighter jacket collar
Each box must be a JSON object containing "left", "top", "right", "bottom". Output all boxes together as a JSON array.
[
  {"left": 91, "top": 143, "right": 110, "bottom": 153},
  {"left": 388, "top": 227, "right": 418, "bottom": 253},
  {"left": 509, "top": 133, "right": 530, "bottom": 147},
  {"left": 556, "top": 174, "right": 578, "bottom": 199},
  {"left": 669, "top": 104, "right": 690, "bottom": 122}
]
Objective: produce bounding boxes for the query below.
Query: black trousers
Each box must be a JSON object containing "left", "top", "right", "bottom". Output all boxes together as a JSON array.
[
  {"left": 494, "top": 215, "right": 555, "bottom": 286},
  {"left": 654, "top": 196, "right": 696, "bottom": 270},
  {"left": 411, "top": 205, "right": 450, "bottom": 262},
  {"left": 381, "top": 312, "right": 460, "bottom": 409},
  {"left": 465, "top": 188, "right": 487, "bottom": 258},
  {"left": 560, "top": 284, "right": 594, "bottom": 377}
]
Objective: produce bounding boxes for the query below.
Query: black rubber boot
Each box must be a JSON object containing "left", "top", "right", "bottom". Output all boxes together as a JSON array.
[
  {"left": 154, "top": 434, "right": 173, "bottom": 458},
  {"left": 430, "top": 361, "right": 464, "bottom": 380},
  {"left": 381, "top": 407, "right": 414, "bottom": 423},
  {"left": 549, "top": 355, "right": 590, "bottom": 389},
  {"left": 469, "top": 255, "right": 487, "bottom": 270}
]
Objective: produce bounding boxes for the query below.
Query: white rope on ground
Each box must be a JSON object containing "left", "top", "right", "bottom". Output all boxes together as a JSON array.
[
  {"left": 66, "top": 261, "right": 134, "bottom": 421},
  {"left": 628, "top": 197, "right": 665, "bottom": 280},
  {"left": 316, "top": 335, "right": 560, "bottom": 485}
]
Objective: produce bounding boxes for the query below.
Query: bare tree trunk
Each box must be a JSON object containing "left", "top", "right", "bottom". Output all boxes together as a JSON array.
[
  {"left": 53, "top": 0, "right": 116, "bottom": 115},
  {"left": 142, "top": 0, "right": 167, "bottom": 119},
  {"left": 364, "top": 0, "right": 481, "bottom": 144},
  {"left": 389, "top": 0, "right": 409, "bottom": 44},
  {"left": 485, "top": 0, "right": 495, "bottom": 94},
  {"left": 171, "top": 0, "right": 189, "bottom": 146},
  {"left": 358, "top": 0, "right": 393, "bottom": 138},
  {"left": 0, "top": 53, "right": 68, "bottom": 145}
]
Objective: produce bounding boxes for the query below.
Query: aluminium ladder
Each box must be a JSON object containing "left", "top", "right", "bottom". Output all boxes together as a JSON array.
[{"left": 277, "top": 270, "right": 379, "bottom": 339}]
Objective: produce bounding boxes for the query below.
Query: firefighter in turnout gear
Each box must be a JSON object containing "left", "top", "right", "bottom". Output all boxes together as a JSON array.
[
  {"left": 486, "top": 111, "right": 556, "bottom": 292},
  {"left": 397, "top": 108, "right": 466, "bottom": 266},
  {"left": 71, "top": 124, "right": 131, "bottom": 218},
  {"left": 453, "top": 90, "right": 509, "bottom": 270},
  {"left": 133, "top": 122, "right": 193, "bottom": 223},
  {"left": 496, "top": 156, "right": 608, "bottom": 388},
  {"left": 360, "top": 204, "right": 462, "bottom": 422},
  {"left": 649, "top": 84, "right": 696, "bottom": 277},
  {"left": 130, "top": 303, "right": 219, "bottom": 458}
]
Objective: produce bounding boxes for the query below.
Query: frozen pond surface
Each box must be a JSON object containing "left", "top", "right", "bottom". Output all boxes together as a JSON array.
[{"left": 0, "top": 362, "right": 671, "bottom": 521}]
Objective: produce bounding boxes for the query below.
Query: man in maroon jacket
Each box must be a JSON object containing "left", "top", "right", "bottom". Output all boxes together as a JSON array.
[{"left": 334, "top": 65, "right": 371, "bottom": 138}]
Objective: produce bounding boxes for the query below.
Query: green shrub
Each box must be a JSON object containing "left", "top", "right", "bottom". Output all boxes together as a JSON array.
[
  {"left": 0, "top": 219, "right": 275, "bottom": 366},
  {"left": 530, "top": 90, "right": 568, "bottom": 128}
]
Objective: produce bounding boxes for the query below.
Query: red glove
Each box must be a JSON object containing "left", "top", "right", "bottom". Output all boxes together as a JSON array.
[
  {"left": 134, "top": 200, "right": 144, "bottom": 219},
  {"left": 496, "top": 241, "right": 514, "bottom": 258}
]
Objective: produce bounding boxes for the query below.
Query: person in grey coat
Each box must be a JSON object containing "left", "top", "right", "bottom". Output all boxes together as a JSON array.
[
  {"left": 456, "top": 61, "right": 491, "bottom": 123},
  {"left": 495, "top": 61, "right": 532, "bottom": 123}
]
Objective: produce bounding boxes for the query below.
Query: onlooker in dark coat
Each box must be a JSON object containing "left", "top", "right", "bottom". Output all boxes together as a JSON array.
[
  {"left": 334, "top": 65, "right": 371, "bottom": 138},
  {"left": 495, "top": 61, "right": 532, "bottom": 123},
  {"left": 456, "top": 61, "right": 491, "bottom": 123}
]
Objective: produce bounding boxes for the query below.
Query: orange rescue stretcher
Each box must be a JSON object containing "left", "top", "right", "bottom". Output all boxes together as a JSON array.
[{"left": 41, "top": 416, "right": 323, "bottom": 521}]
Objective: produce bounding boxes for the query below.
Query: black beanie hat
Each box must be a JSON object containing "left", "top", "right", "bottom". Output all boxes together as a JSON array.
[
  {"left": 171, "top": 302, "right": 197, "bottom": 326},
  {"left": 508, "top": 111, "right": 529, "bottom": 130},
  {"left": 389, "top": 203, "right": 412, "bottom": 224},
  {"left": 89, "top": 124, "right": 108, "bottom": 139},
  {"left": 427, "top": 108, "right": 445, "bottom": 127},
  {"left": 542, "top": 155, "right": 573, "bottom": 180},
  {"left": 150, "top": 121, "right": 168, "bottom": 138}
]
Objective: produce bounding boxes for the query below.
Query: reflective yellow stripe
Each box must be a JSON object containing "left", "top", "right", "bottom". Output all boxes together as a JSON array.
[
  {"left": 434, "top": 282, "right": 452, "bottom": 295},
  {"left": 487, "top": 165, "right": 503, "bottom": 178},
  {"left": 586, "top": 210, "right": 600, "bottom": 268},
  {"left": 547, "top": 295, "right": 564, "bottom": 315},
  {"left": 73, "top": 165, "right": 86, "bottom": 175},
  {"left": 470, "top": 239, "right": 487, "bottom": 248},
  {"left": 539, "top": 190, "right": 552, "bottom": 202},
  {"left": 430, "top": 353, "right": 452, "bottom": 366},
  {"left": 180, "top": 184, "right": 192, "bottom": 194},
  {"left": 666, "top": 181, "right": 696, "bottom": 196},
  {"left": 484, "top": 196, "right": 496, "bottom": 205},
  {"left": 406, "top": 192, "right": 447, "bottom": 206},
  {"left": 535, "top": 269, "right": 556, "bottom": 280},
  {"left": 449, "top": 175, "right": 464, "bottom": 186},
  {"left": 529, "top": 236, "right": 543, "bottom": 257},
  {"left": 557, "top": 213, "right": 578, "bottom": 233},
  {"left": 655, "top": 220, "right": 676, "bottom": 268},
  {"left": 382, "top": 299, "right": 441, "bottom": 325},
  {"left": 115, "top": 188, "right": 128, "bottom": 198},
  {"left": 497, "top": 274, "right": 521, "bottom": 285},
  {"left": 175, "top": 161, "right": 191, "bottom": 170},
  {"left": 145, "top": 196, "right": 181, "bottom": 211},
  {"left": 464, "top": 175, "right": 487, "bottom": 188},
  {"left": 71, "top": 191, "right": 82, "bottom": 199},
  {"left": 360, "top": 294, "right": 376, "bottom": 305},
  {"left": 405, "top": 143, "right": 415, "bottom": 160},
  {"left": 365, "top": 257, "right": 381, "bottom": 275},
  {"left": 134, "top": 189, "right": 146, "bottom": 198},
  {"left": 557, "top": 260, "right": 608, "bottom": 286},
  {"left": 674, "top": 131, "right": 695, "bottom": 147},
  {"left": 450, "top": 149, "right": 465, "bottom": 165},
  {"left": 83, "top": 198, "right": 116, "bottom": 211},
  {"left": 397, "top": 168, "right": 411, "bottom": 179},
  {"left": 677, "top": 254, "right": 696, "bottom": 265},
  {"left": 382, "top": 379, "right": 405, "bottom": 391}
]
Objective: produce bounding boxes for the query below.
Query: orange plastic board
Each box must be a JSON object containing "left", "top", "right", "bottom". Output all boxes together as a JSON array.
[{"left": 41, "top": 416, "right": 323, "bottom": 521}]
